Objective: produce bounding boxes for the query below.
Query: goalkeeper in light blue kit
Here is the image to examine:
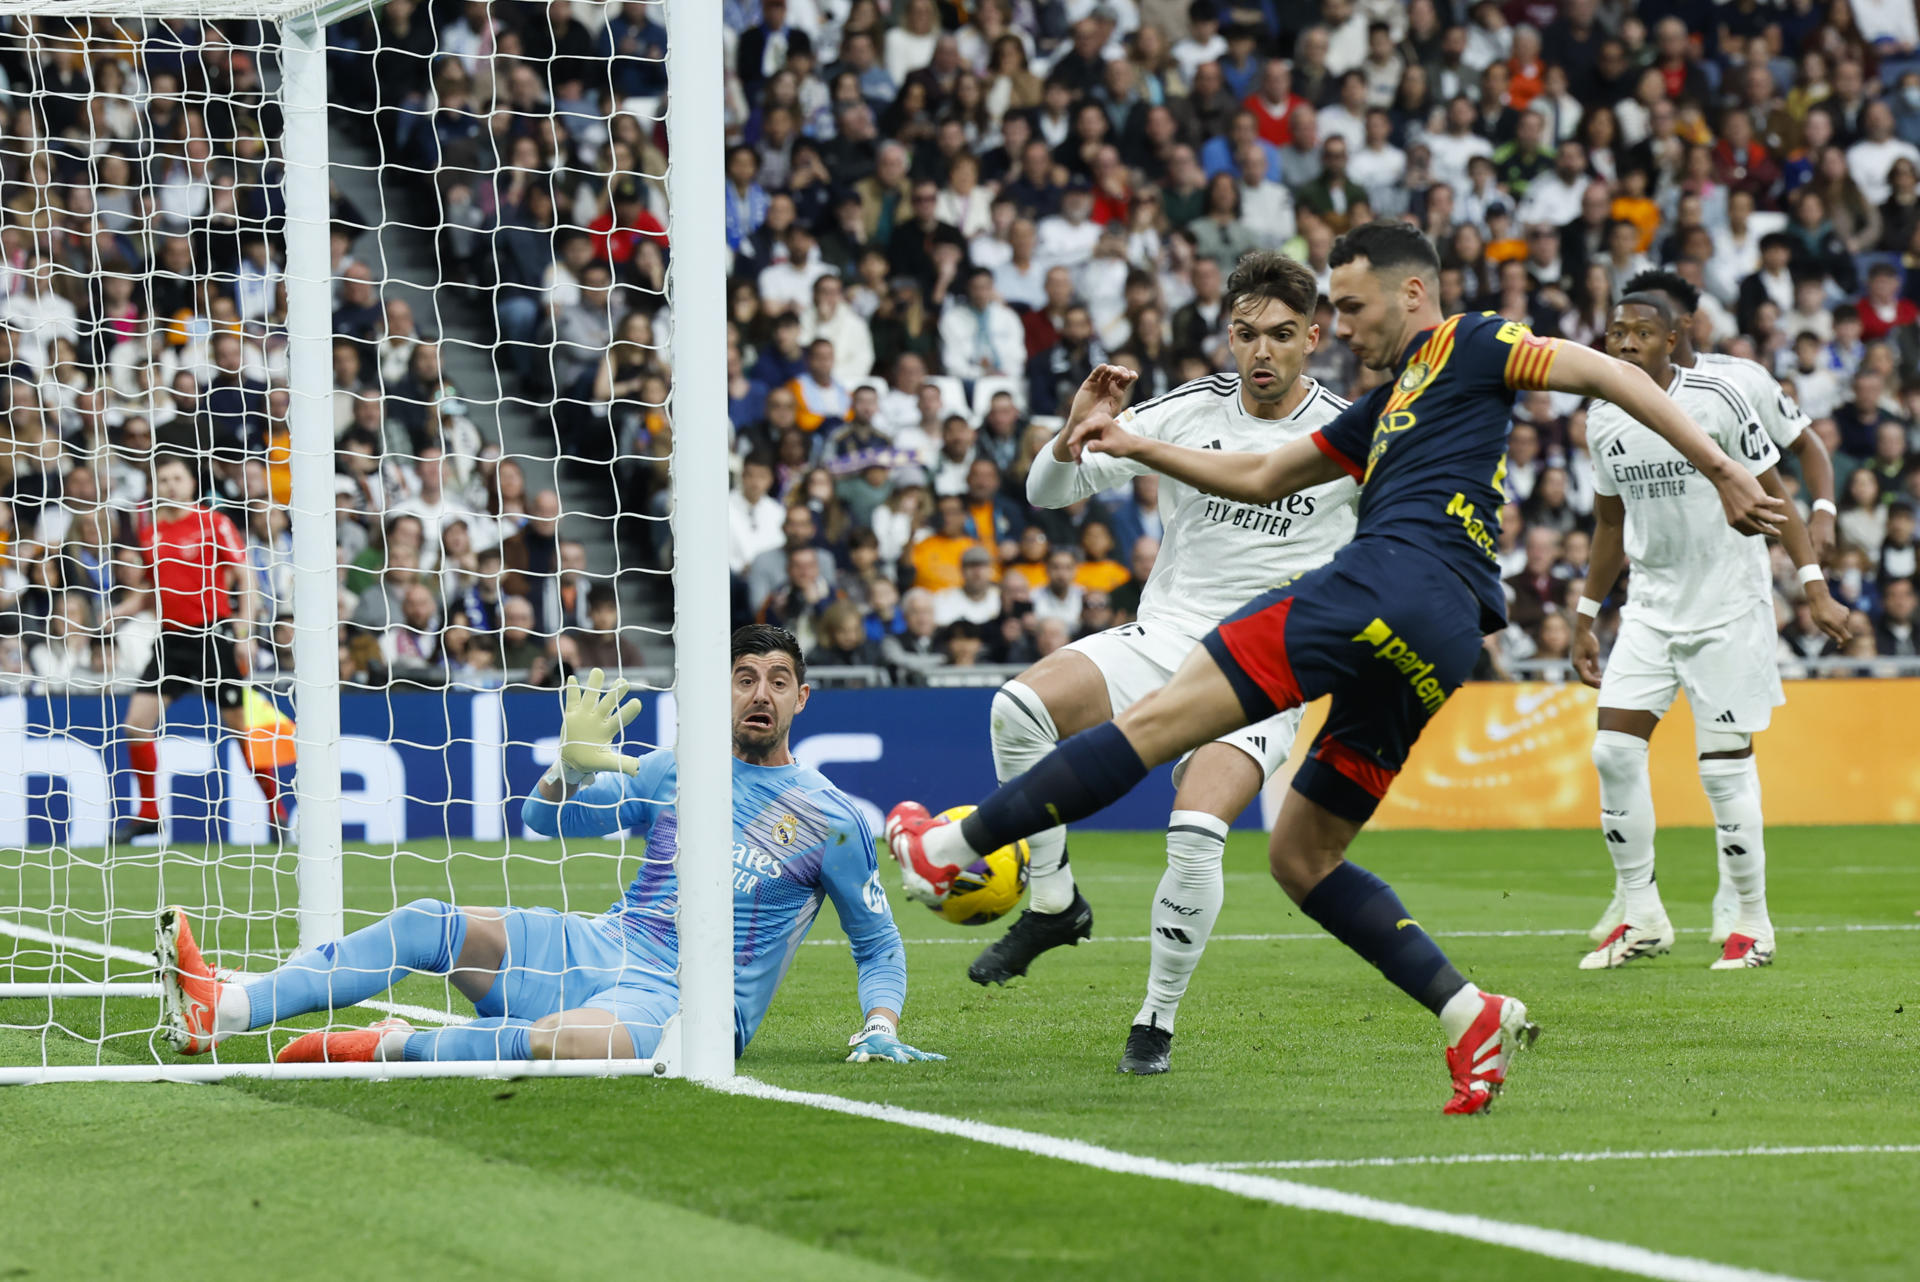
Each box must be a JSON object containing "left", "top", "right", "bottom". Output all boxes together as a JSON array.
[{"left": 156, "top": 625, "right": 940, "bottom": 1066}]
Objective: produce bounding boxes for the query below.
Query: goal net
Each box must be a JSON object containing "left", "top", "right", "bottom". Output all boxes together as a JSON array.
[{"left": 0, "top": 0, "right": 733, "bottom": 1082}]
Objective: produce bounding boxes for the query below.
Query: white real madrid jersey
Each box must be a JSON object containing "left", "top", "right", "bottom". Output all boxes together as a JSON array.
[
  {"left": 1692, "top": 350, "right": 1811, "bottom": 450},
  {"left": 1028, "top": 374, "right": 1360, "bottom": 636},
  {"left": 1589, "top": 365, "right": 1781, "bottom": 633}
]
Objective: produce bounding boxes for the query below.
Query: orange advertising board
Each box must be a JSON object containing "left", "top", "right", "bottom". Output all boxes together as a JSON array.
[{"left": 1260, "top": 680, "right": 1920, "bottom": 830}]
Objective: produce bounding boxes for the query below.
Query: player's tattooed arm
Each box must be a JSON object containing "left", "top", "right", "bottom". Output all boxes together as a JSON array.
[
  {"left": 1065, "top": 413, "right": 1343, "bottom": 504},
  {"left": 1541, "top": 341, "right": 1786, "bottom": 537},
  {"left": 1759, "top": 468, "right": 1852, "bottom": 645},
  {"left": 1573, "top": 495, "right": 1627, "bottom": 690}
]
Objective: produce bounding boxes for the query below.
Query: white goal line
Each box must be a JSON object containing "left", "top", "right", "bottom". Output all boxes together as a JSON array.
[
  {"left": 803, "top": 921, "right": 1920, "bottom": 948},
  {"left": 1209, "top": 1144, "right": 1920, "bottom": 1172},
  {"left": 716, "top": 1076, "right": 1817, "bottom": 1282}
]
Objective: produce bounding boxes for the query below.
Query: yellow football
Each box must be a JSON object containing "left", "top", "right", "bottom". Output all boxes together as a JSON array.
[{"left": 932, "top": 804, "right": 1031, "bottom": 925}]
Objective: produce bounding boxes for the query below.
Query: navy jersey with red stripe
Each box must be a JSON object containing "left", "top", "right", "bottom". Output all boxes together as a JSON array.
[{"left": 1311, "top": 311, "right": 1558, "bottom": 632}]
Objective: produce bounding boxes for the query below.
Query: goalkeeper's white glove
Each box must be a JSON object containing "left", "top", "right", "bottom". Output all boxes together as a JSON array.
[
  {"left": 558, "top": 668, "right": 644, "bottom": 785},
  {"left": 845, "top": 1014, "right": 946, "bottom": 1063}
]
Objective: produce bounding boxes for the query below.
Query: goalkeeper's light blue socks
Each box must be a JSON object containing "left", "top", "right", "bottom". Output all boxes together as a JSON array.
[
  {"left": 237, "top": 898, "right": 468, "bottom": 1031},
  {"left": 1299, "top": 861, "right": 1468, "bottom": 1016},
  {"left": 958, "top": 722, "right": 1150, "bottom": 856},
  {"left": 401, "top": 1017, "right": 534, "bottom": 1061}
]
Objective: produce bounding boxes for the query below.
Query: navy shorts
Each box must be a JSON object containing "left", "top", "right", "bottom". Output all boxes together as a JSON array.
[{"left": 1200, "top": 539, "right": 1486, "bottom": 823}]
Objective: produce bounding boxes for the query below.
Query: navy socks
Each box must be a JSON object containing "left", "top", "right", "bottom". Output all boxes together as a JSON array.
[
  {"left": 959, "top": 722, "right": 1150, "bottom": 854},
  {"left": 1299, "top": 862, "right": 1468, "bottom": 1015}
]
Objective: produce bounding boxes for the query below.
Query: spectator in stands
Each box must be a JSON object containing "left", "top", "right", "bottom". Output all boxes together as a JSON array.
[
  {"left": 728, "top": 454, "right": 786, "bottom": 575},
  {"left": 788, "top": 339, "right": 851, "bottom": 433},
  {"left": 1879, "top": 505, "right": 1919, "bottom": 587},
  {"left": 882, "top": 586, "right": 945, "bottom": 679},
  {"left": 1505, "top": 526, "right": 1565, "bottom": 641},
  {"left": 1074, "top": 520, "right": 1129, "bottom": 594},
  {"left": 808, "top": 600, "right": 883, "bottom": 669},
  {"left": 1857, "top": 264, "right": 1919, "bottom": 342},
  {"left": 800, "top": 274, "right": 874, "bottom": 387},
  {"left": 1028, "top": 303, "right": 1105, "bottom": 417},
  {"left": 1031, "top": 546, "right": 1085, "bottom": 627},
  {"left": 761, "top": 544, "right": 841, "bottom": 653},
  {"left": 910, "top": 492, "right": 985, "bottom": 592},
  {"left": 1875, "top": 576, "right": 1919, "bottom": 656},
  {"left": 940, "top": 267, "right": 1027, "bottom": 381},
  {"left": 931, "top": 415, "right": 978, "bottom": 496},
  {"left": 494, "top": 595, "right": 555, "bottom": 687},
  {"left": 382, "top": 583, "right": 445, "bottom": 679},
  {"left": 501, "top": 491, "right": 564, "bottom": 633},
  {"left": 934, "top": 545, "right": 1002, "bottom": 627},
  {"left": 963, "top": 457, "right": 1023, "bottom": 559},
  {"left": 1835, "top": 370, "right": 1900, "bottom": 458},
  {"left": 1840, "top": 467, "right": 1888, "bottom": 559}
]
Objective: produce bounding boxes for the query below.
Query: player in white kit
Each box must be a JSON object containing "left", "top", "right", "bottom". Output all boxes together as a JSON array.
[
  {"left": 966, "top": 251, "right": 1359, "bottom": 1074},
  {"left": 1572, "top": 294, "right": 1850, "bottom": 971},
  {"left": 1615, "top": 271, "right": 1839, "bottom": 945}
]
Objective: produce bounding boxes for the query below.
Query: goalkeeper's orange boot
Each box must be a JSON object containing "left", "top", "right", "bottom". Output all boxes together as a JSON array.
[
  {"left": 156, "top": 907, "right": 227, "bottom": 1055},
  {"left": 1442, "top": 991, "right": 1541, "bottom": 1116},
  {"left": 277, "top": 1018, "right": 414, "bottom": 1064}
]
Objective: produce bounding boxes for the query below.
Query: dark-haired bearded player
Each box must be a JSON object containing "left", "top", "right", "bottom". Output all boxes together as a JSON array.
[
  {"left": 960, "top": 250, "right": 1358, "bottom": 1078},
  {"left": 887, "top": 221, "right": 1785, "bottom": 1114},
  {"left": 113, "top": 455, "right": 286, "bottom": 843}
]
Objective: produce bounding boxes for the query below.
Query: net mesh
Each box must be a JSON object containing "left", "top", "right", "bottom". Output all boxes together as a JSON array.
[{"left": 0, "top": 3, "right": 683, "bottom": 1073}]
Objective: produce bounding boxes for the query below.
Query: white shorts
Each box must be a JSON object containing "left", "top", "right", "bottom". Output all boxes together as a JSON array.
[
  {"left": 1065, "top": 619, "right": 1303, "bottom": 786},
  {"left": 1599, "top": 603, "right": 1785, "bottom": 732}
]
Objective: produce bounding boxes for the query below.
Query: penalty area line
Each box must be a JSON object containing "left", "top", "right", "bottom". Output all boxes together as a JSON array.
[
  {"left": 0, "top": 918, "right": 465, "bottom": 1027},
  {"left": 715, "top": 1076, "right": 1815, "bottom": 1282},
  {"left": 1209, "top": 1144, "right": 1920, "bottom": 1172}
]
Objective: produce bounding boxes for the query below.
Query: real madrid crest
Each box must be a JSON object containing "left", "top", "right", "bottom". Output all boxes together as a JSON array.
[
  {"left": 1397, "top": 360, "right": 1430, "bottom": 393},
  {"left": 772, "top": 814, "right": 800, "bottom": 846}
]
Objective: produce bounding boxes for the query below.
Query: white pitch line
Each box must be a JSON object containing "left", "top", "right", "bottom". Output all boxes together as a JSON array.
[
  {"left": 715, "top": 1076, "right": 1815, "bottom": 1282},
  {"left": 0, "top": 919, "right": 464, "bottom": 1027},
  {"left": 800, "top": 921, "right": 1920, "bottom": 947},
  {"left": 1210, "top": 1144, "right": 1920, "bottom": 1172}
]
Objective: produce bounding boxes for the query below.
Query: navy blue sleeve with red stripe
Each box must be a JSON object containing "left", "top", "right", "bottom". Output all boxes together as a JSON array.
[{"left": 1310, "top": 385, "right": 1385, "bottom": 482}]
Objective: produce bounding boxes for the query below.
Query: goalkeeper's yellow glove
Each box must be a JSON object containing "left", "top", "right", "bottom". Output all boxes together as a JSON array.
[{"left": 558, "top": 668, "right": 644, "bottom": 784}]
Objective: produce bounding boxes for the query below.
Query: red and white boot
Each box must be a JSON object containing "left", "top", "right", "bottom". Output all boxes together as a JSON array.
[
  {"left": 277, "top": 1018, "right": 415, "bottom": 1064},
  {"left": 884, "top": 802, "right": 962, "bottom": 905},
  {"left": 1442, "top": 990, "right": 1541, "bottom": 1115}
]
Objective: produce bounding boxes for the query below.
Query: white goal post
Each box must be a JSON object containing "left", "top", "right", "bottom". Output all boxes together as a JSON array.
[{"left": 0, "top": 0, "right": 732, "bottom": 1083}]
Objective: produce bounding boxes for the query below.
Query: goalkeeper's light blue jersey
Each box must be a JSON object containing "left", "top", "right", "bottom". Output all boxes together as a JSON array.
[{"left": 520, "top": 749, "right": 906, "bottom": 1052}]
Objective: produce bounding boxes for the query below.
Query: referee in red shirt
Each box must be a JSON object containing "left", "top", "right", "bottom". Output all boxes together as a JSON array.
[{"left": 113, "top": 455, "right": 286, "bottom": 842}]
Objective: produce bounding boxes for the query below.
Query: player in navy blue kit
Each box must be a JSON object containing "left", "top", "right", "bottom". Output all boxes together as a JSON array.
[{"left": 888, "top": 221, "right": 1785, "bottom": 1114}]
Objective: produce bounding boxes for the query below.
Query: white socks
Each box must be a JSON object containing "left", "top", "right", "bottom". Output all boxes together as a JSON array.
[
  {"left": 1592, "top": 730, "right": 1665, "bottom": 924},
  {"left": 1698, "top": 756, "right": 1770, "bottom": 936},
  {"left": 1134, "top": 810, "right": 1228, "bottom": 1033},
  {"left": 990, "top": 681, "right": 1077, "bottom": 914},
  {"left": 217, "top": 983, "right": 251, "bottom": 1036},
  {"left": 1438, "top": 983, "right": 1487, "bottom": 1044}
]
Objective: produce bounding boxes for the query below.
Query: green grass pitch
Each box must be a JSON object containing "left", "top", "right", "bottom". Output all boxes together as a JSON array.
[{"left": 3, "top": 826, "right": 1917, "bottom": 1281}]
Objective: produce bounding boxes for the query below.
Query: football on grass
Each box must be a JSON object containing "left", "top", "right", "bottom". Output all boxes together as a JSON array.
[{"left": 930, "top": 805, "right": 1030, "bottom": 925}]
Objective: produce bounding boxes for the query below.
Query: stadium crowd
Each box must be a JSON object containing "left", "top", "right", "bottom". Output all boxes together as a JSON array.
[
  {"left": 2, "top": 1, "right": 1920, "bottom": 695},
  {"left": 684, "top": 0, "right": 1920, "bottom": 679}
]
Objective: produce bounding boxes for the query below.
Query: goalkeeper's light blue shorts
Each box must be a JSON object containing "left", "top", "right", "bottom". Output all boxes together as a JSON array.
[{"left": 472, "top": 906, "right": 678, "bottom": 1058}]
